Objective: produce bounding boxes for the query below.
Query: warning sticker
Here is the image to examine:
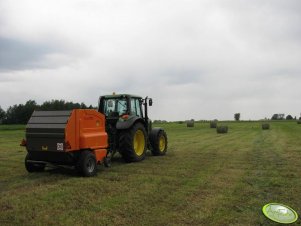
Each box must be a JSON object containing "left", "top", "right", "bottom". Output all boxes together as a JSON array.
[{"left": 57, "top": 143, "right": 64, "bottom": 151}]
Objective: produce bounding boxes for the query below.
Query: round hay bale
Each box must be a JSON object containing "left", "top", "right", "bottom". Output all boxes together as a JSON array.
[
  {"left": 262, "top": 123, "right": 270, "bottom": 130},
  {"left": 186, "top": 121, "right": 194, "bottom": 127},
  {"left": 297, "top": 120, "right": 301, "bottom": 124},
  {"left": 210, "top": 121, "right": 217, "bottom": 128},
  {"left": 216, "top": 126, "right": 228, "bottom": 134}
]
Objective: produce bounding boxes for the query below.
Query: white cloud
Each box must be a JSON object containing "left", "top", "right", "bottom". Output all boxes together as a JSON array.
[{"left": 0, "top": 0, "right": 301, "bottom": 120}]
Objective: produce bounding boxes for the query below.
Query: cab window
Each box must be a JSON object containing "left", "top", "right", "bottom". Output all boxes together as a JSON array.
[
  {"left": 103, "top": 98, "right": 127, "bottom": 116},
  {"left": 130, "top": 98, "right": 143, "bottom": 117},
  {"left": 136, "top": 99, "right": 142, "bottom": 117}
]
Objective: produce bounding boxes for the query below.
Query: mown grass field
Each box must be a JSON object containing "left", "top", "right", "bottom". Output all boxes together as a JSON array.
[{"left": 0, "top": 121, "right": 301, "bottom": 225}]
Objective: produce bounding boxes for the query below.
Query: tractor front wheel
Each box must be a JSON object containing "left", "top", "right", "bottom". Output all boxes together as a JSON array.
[
  {"left": 119, "top": 122, "right": 147, "bottom": 162},
  {"left": 149, "top": 129, "right": 168, "bottom": 156},
  {"left": 77, "top": 150, "right": 97, "bottom": 177}
]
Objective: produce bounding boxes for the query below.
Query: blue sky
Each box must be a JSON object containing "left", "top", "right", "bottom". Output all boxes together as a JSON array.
[{"left": 0, "top": 0, "right": 300, "bottom": 120}]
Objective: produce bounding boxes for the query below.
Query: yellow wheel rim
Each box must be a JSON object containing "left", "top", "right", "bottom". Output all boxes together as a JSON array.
[
  {"left": 134, "top": 129, "right": 145, "bottom": 156},
  {"left": 159, "top": 135, "right": 166, "bottom": 152}
]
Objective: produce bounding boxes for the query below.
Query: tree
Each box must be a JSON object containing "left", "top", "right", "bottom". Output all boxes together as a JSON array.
[
  {"left": 272, "top": 114, "right": 285, "bottom": 120},
  {"left": 279, "top": 114, "right": 285, "bottom": 120},
  {"left": 4, "top": 100, "right": 37, "bottom": 124},
  {"left": 23, "top": 100, "right": 38, "bottom": 123},
  {"left": 234, "top": 113, "right": 240, "bottom": 121},
  {"left": 3, "top": 99, "right": 94, "bottom": 124},
  {"left": 271, "top": 114, "right": 278, "bottom": 120},
  {"left": 286, "top": 115, "right": 293, "bottom": 120},
  {"left": 39, "top": 100, "right": 88, "bottom": 111},
  {"left": 0, "top": 106, "right": 5, "bottom": 123}
]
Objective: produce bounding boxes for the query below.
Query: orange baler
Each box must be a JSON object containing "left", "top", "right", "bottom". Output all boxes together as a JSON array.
[{"left": 23, "top": 109, "right": 108, "bottom": 176}]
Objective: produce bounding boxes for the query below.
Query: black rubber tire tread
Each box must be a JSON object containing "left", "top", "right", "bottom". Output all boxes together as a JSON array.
[
  {"left": 149, "top": 129, "right": 168, "bottom": 156},
  {"left": 119, "top": 122, "right": 147, "bottom": 163},
  {"left": 77, "top": 150, "right": 97, "bottom": 177},
  {"left": 25, "top": 153, "right": 46, "bottom": 172}
]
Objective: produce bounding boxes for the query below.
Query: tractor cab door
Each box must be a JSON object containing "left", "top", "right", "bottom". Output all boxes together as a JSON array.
[{"left": 130, "top": 98, "right": 143, "bottom": 118}]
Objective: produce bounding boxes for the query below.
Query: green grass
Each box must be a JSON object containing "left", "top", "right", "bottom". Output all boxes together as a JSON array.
[
  {"left": 1, "top": 122, "right": 301, "bottom": 225},
  {"left": 0, "top": 124, "right": 25, "bottom": 130}
]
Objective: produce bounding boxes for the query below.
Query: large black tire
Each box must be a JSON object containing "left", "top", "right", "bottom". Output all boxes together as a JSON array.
[
  {"left": 76, "top": 150, "right": 97, "bottom": 177},
  {"left": 149, "top": 129, "right": 168, "bottom": 156},
  {"left": 25, "top": 153, "right": 46, "bottom": 172},
  {"left": 119, "top": 122, "right": 147, "bottom": 162}
]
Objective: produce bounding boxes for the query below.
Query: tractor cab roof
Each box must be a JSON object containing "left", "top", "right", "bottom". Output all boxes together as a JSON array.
[{"left": 101, "top": 94, "right": 143, "bottom": 99}]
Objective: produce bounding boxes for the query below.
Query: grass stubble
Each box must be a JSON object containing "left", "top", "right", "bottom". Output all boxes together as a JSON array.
[{"left": 0, "top": 122, "right": 300, "bottom": 225}]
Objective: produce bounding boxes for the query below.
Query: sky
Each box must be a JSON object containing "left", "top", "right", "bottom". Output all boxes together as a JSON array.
[{"left": 0, "top": 0, "right": 301, "bottom": 121}]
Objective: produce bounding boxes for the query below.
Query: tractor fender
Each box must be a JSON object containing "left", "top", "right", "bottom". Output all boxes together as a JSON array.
[{"left": 116, "top": 116, "right": 145, "bottom": 130}]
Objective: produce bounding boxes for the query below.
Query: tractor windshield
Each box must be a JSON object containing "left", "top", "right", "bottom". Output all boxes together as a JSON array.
[{"left": 103, "top": 98, "right": 128, "bottom": 116}]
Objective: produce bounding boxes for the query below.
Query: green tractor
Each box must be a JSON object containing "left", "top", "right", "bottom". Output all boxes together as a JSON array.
[{"left": 98, "top": 94, "right": 168, "bottom": 164}]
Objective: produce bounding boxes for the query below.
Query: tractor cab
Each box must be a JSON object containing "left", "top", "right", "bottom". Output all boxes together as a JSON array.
[
  {"left": 98, "top": 94, "right": 166, "bottom": 163},
  {"left": 98, "top": 94, "right": 152, "bottom": 129},
  {"left": 98, "top": 94, "right": 146, "bottom": 118}
]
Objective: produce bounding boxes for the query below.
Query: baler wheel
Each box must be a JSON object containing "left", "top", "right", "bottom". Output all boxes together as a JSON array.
[
  {"left": 25, "top": 153, "right": 46, "bottom": 172},
  {"left": 119, "top": 122, "right": 147, "bottom": 162},
  {"left": 77, "top": 150, "right": 97, "bottom": 177}
]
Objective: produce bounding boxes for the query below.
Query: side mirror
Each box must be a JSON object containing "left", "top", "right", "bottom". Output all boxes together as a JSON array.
[{"left": 149, "top": 98, "right": 153, "bottom": 106}]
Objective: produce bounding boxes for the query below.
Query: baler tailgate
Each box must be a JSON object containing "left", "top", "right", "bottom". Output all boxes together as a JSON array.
[{"left": 26, "top": 111, "right": 72, "bottom": 152}]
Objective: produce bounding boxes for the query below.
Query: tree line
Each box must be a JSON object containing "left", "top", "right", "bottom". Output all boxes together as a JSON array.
[
  {"left": 234, "top": 113, "right": 299, "bottom": 121},
  {"left": 271, "top": 113, "right": 299, "bottom": 120},
  {"left": 0, "top": 100, "right": 95, "bottom": 124}
]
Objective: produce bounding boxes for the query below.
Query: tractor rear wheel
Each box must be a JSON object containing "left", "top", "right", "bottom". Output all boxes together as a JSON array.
[
  {"left": 25, "top": 153, "right": 46, "bottom": 172},
  {"left": 119, "top": 122, "right": 147, "bottom": 162},
  {"left": 77, "top": 150, "right": 97, "bottom": 177},
  {"left": 149, "top": 129, "right": 168, "bottom": 156}
]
